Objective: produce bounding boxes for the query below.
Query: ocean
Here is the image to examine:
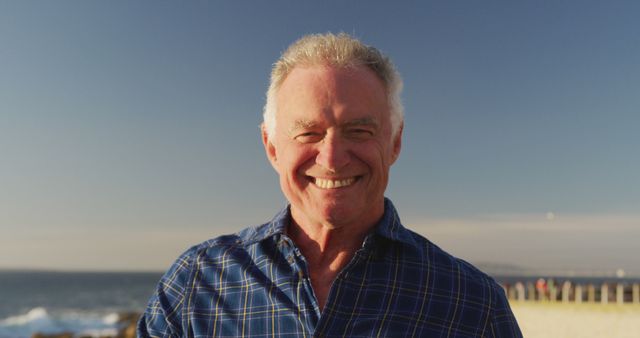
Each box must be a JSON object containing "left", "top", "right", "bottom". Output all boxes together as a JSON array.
[{"left": 0, "top": 271, "right": 161, "bottom": 338}]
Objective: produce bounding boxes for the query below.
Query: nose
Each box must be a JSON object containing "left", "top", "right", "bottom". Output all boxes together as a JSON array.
[{"left": 315, "top": 133, "right": 350, "bottom": 172}]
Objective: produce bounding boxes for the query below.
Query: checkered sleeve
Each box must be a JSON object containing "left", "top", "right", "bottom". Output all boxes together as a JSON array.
[
  {"left": 489, "top": 285, "right": 523, "bottom": 338},
  {"left": 138, "top": 246, "right": 197, "bottom": 338}
]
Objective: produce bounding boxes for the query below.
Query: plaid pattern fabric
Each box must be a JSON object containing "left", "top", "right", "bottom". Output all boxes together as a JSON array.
[{"left": 138, "top": 199, "right": 522, "bottom": 337}]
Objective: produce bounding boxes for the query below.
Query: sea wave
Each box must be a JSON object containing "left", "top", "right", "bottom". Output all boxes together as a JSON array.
[{"left": 0, "top": 307, "right": 122, "bottom": 338}]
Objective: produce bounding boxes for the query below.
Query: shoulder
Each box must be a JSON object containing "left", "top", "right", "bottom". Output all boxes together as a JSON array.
[
  {"left": 138, "top": 222, "right": 276, "bottom": 337},
  {"left": 173, "top": 221, "right": 275, "bottom": 271},
  {"left": 400, "top": 228, "right": 504, "bottom": 294},
  {"left": 366, "top": 224, "right": 521, "bottom": 336},
  {"left": 158, "top": 204, "right": 288, "bottom": 286},
  {"left": 402, "top": 229, "right": 520, "bottom": 332},
  {"left": 148, "top": 222, "right": 275, "bottom": 306}
]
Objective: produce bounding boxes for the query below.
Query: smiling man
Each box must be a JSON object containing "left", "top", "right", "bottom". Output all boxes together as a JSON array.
[{"left": 139, "top": 33, "right": 522, "bottom": 337}]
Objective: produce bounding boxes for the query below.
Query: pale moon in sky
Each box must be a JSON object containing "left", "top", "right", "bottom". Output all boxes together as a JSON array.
[{"left": 546, "top": 212, "right": 555, "bottom": 221}]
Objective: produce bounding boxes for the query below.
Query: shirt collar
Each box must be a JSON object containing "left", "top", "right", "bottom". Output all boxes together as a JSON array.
[
  {"left": 236, "top": 205, "right": 289, "bottom": 245},
  {"left": 239, "top": 198, "right": 418, "bottom": 249},
  {"left": 372, "top": 198, "right": 419, "bottom": 248}
]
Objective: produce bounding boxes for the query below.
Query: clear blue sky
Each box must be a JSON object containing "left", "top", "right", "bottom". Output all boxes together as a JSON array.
[{"left": 1, "top": 1, "right": 638, "bottom": 275}]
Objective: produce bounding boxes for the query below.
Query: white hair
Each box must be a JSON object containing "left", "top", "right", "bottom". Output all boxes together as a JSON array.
[{"left": 263, "top": 33, "right": 404, "bottom": 140}]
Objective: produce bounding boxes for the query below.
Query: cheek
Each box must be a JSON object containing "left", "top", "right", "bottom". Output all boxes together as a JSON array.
[
  {"left": 280, "top": 147, "right": 316, "bottom": 179},
  {"left": 354, "top": 142, "right": 389, "bottom": 170}
]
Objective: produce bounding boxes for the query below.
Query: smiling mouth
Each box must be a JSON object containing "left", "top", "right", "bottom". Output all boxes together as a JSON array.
[{"left": 310, "top": 176, "right": 359, "bottom": 189}]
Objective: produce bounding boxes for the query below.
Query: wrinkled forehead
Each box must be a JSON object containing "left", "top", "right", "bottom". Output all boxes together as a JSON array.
[{"left": 275, "top": 66, "right": 390, "bottom": 132}]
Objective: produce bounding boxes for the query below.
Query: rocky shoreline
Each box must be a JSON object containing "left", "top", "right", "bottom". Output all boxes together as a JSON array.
[{"left": 30, "top": 313, "right": 139, "bottom": 338}]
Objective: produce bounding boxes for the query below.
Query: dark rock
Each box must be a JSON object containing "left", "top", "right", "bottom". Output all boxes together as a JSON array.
[
  {"left": 31, "top": 333, "right": 74, "bottom": 338},
  {"left": 30, "top": 312, "right": 140, "bottom": 338},
  {"left": 116, "top": 312, "right": 140, "bottom": 338}
]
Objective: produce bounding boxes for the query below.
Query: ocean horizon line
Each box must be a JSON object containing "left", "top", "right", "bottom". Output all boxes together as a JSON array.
[{"left": 0, "top": 267, "right": 165, "bottom": 274}]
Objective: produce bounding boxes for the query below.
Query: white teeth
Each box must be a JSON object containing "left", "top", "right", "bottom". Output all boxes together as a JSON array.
[{"left": 314, "top": 177, "right": 356, "bottom": 189}]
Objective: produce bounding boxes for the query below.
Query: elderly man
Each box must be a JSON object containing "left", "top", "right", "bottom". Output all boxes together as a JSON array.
[{"left": 139, "top": 33, "right": 522, "bottom": 337}]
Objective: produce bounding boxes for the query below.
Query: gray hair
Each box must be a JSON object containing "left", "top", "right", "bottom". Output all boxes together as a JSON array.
[{"left": 262, "top": 33, "right": 404, "bottom": 140}]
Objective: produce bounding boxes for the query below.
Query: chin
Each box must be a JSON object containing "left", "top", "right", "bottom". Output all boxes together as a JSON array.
[{"left": 315, "top": 203, "right": 359, "bottom": 227}]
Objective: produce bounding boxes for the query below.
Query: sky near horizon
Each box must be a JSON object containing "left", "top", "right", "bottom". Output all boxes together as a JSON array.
[{"left": 1, "top": 1, "right": 639, "bottom": 275}]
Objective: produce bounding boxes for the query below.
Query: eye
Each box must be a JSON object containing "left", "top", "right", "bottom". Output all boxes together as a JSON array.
[
  {"left": 354, "top": 128, "right": 373, "bottom": 134},
  {"left": 294, "top": 132, "right": 323, "bottom": 143},
  {"left": 347, "top": 128, "right": 374, "bottom": 140}
]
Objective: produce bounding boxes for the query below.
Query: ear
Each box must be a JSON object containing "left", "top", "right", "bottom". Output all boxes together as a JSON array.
[
  {"left": 390, "top": 123, "right": 403, "bottom": 165},
  {"left": 261, "top": 124, "right": 278, "bottom": 170}
]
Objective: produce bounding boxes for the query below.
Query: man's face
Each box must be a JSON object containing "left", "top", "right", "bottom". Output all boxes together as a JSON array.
[{"left": 263, "top": 65, "right": 402, "bottom": 229}]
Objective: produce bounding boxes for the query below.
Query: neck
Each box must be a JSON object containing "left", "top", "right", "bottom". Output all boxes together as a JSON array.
[
  {"left": 287, "top": 205, "right": 384, "bottom": 311},
  {"left": 288, "top": 205, "right": 382, "bottom": 264},
  {"left": 288, "top": 219, "right": 367, "bottom": 265}
]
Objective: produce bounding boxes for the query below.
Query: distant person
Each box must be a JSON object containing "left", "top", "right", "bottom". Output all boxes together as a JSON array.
[{"left": 138, "top": 33, "right": 522, "bottom": 337}]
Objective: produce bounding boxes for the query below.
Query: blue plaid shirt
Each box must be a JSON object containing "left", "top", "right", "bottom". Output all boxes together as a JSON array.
[{"left": 138, "top": 199, "right": 522, "bottom": 337}]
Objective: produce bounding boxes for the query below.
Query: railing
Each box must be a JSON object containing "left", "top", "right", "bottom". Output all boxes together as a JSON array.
[{"left": 501, "top": 280, "right": 640, "bottom": 304}]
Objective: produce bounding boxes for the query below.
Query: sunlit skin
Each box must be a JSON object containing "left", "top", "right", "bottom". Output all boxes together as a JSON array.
[{"left": 262, "top": 65, "right": 402, "bottom": 311}]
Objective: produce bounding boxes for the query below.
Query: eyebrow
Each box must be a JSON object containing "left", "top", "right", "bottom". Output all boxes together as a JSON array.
[
  {"left": 288, "top": 119, "right": 318, "bottom": 134},
  {"left": 343, "top": 117, "right": 379, "bottom": 128}
]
